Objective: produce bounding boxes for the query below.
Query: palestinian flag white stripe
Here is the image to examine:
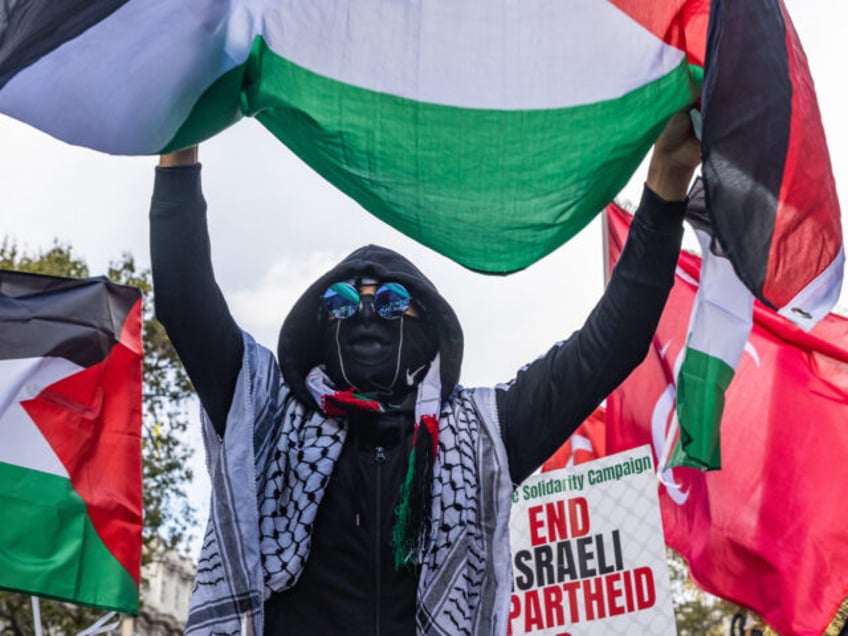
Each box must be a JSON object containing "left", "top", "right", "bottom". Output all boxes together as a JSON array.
[
  {"left": 250, "top": 0, "right": 686, "bottom": 109},
  {"left": 686, "top": 229, "right": 756, "bottom": 364},
  {"left": 0, "top": 356, "right": 81, "bottom": 478},
  {"left": 0, "top": 1, "right": 242, "bottom": 153},
  {"left": 0, "top": 0, "right": 688, "bottom": 154},
  {"left": 777, "top": 246, "right": 846, "bottom": 330},
  {"left": 672, "top": 228, "right": 755, "bottom": 469}
]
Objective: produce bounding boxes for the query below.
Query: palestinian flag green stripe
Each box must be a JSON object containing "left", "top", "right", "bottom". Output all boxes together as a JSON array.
[
  {"left": 0, "top": 462, "right": 138, "bottom": 613},
  {"left": 164, "top": 39, "right": 696, "bottom": 271},
  {"left": 671, "top": 349, "right": 735, "bottom": 470},
  {"left": 256, "top": 45, "right": 696, "bottom": 272},
  {"left": 160, "top": 63, "right": 247, "bottom": 155}
]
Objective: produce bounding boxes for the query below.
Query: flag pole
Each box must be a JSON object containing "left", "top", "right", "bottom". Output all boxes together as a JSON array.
[
  {"left": 77, "top": 610, "right": 120, "bottom": 636},
  {"left": 31, "top": 597, "right": 43, "bottom": 636}
]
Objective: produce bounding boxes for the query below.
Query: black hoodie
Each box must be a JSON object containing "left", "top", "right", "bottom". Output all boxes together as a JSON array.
[
  {"left": 277, "top": 244, "right": 464, "bottom": 406},
  {"left": 271, "top": 244, "right": 469, "bottom": 635},
  {"left": 150, "top": 164, "right": 685, "bottom": 635}
]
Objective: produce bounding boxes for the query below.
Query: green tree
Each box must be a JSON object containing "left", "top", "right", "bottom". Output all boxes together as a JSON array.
[
  {"left": 668, "top": 548, "right": 745, "bottom": 635},
  {"left": 0, "top": 239, "right": 197, "bottom": 635}
]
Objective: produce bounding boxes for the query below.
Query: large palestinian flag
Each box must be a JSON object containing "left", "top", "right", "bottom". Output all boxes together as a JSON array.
[
  {"left": 3, "top": 0, "right": 700, "bottom": 275},
  {"left": 2, "top": 0, "right": 838, "bottom": 305},
  {"left": 0, "top": 270, "right": 142, "bottom": 613}
]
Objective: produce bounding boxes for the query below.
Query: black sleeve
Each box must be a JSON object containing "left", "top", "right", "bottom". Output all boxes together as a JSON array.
[
  {"left": 497, "top": 186, "right": 685, "bottom": 484},
  {"left": 149, "top": 164, "right": 244, "bottom": 436}
]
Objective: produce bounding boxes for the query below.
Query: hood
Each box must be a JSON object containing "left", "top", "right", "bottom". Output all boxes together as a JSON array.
[{"left": 278, "top": 245, "right": 463, "bottom": 406}]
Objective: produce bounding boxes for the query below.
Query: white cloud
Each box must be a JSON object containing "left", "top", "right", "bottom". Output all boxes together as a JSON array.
[{"left": 227, "top": 249, "right": 347, "bottom": 351}]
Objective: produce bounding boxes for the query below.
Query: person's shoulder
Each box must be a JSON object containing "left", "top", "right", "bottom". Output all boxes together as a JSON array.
[
  {"left": 442, "top": 385, "right": 497, "bottom": 416},
  {"left": 242, "top": 332, "right": 287, "bottom": 387}
]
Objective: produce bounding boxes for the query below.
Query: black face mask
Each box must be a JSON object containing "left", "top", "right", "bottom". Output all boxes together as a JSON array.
[{"left": 322, "top": 310, "right": 437, "bottom": 401}]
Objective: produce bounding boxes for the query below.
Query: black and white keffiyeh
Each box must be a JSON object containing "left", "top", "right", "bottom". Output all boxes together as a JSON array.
[{"left": 187, "top": 333, "right": 513, "bottom": 635}]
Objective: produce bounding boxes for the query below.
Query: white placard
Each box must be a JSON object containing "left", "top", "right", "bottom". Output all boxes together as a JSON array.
[{"left": 508, "top": 445, "right": 676, "bottom": 635}]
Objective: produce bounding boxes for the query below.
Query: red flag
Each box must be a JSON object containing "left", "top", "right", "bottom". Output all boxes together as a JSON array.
[
  {"left": 604, "top": 202, "right": 848, "bottom": 636},
  {"left": 541, "top": 407, "right": 606, "bottom": 471}
]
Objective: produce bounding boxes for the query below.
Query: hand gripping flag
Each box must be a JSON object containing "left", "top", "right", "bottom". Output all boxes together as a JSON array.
[
  {"left": 673, "top": 0, "right": 844, "bottom": 469},
  {"left": 654, "top": 172, "right": 838, "bottom": 471},
  {"left": 0, "top": 270, "right": 142, "bottom": 613},
  {"left": 604, "top": 201, "right": 848, "bottom": 636}
]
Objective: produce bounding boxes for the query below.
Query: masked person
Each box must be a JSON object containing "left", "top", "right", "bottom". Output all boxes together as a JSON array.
[{"left": 150, "top": 112, "right": 699, "bottom": 635}]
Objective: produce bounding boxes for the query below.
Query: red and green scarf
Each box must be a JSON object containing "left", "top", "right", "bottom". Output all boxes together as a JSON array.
[{"left": 306, "top": 356, "right": 442, "bottom": 569}]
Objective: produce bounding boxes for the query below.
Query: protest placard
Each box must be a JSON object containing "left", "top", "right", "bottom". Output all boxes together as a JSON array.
[{"left": 508, "top": 445, "right": 675, "bottom": 635}]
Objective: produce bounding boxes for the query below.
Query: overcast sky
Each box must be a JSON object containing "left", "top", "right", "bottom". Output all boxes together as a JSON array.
[{"left": 2, "top": 0, "right": 845, "bottom": 551}]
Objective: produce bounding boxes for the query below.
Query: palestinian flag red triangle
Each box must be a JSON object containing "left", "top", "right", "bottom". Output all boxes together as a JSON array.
[{"left": 22, "top": 304, "right": 143, "bottom": 586}]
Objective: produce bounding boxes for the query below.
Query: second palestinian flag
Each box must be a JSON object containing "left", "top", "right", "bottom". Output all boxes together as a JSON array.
[{"left": 0, "top": 270, "right": 142, "bottom": 613}]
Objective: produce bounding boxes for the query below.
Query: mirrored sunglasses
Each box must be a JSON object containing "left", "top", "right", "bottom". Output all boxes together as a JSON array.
[{"left": 322, "top": 281, "right": 413, "bottom": 320}]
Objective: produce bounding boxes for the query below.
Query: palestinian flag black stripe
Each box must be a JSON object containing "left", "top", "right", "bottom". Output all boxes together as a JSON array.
[
  {"left": 702, "top": 0, "right": 842, "bottom": 316},
  {"left": 701, "top": 0, "right": 792, "bottom": 307},
  {"left": 0, "top": 0, "right": 129, "bottom": 89},
  {"left": 0, "top": 269, "right": 139, "bottom": 367}
]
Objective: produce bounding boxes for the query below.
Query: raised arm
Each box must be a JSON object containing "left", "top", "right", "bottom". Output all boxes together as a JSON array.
[
  {"left": 150, "top": 146, "right": 243, "bottom": 436},
  {"left": 498, "top": 111, "right": 700, "bottom": 484}
]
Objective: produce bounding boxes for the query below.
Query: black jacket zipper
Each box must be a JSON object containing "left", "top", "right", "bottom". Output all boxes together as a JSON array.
[{"left": 374, "top": 445, "right": 386, "bottom": 636}]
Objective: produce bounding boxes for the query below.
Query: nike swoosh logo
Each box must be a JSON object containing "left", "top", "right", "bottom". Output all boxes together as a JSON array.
[{"left": 406, "top": 364, "right": 427, "bottom": 386}]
